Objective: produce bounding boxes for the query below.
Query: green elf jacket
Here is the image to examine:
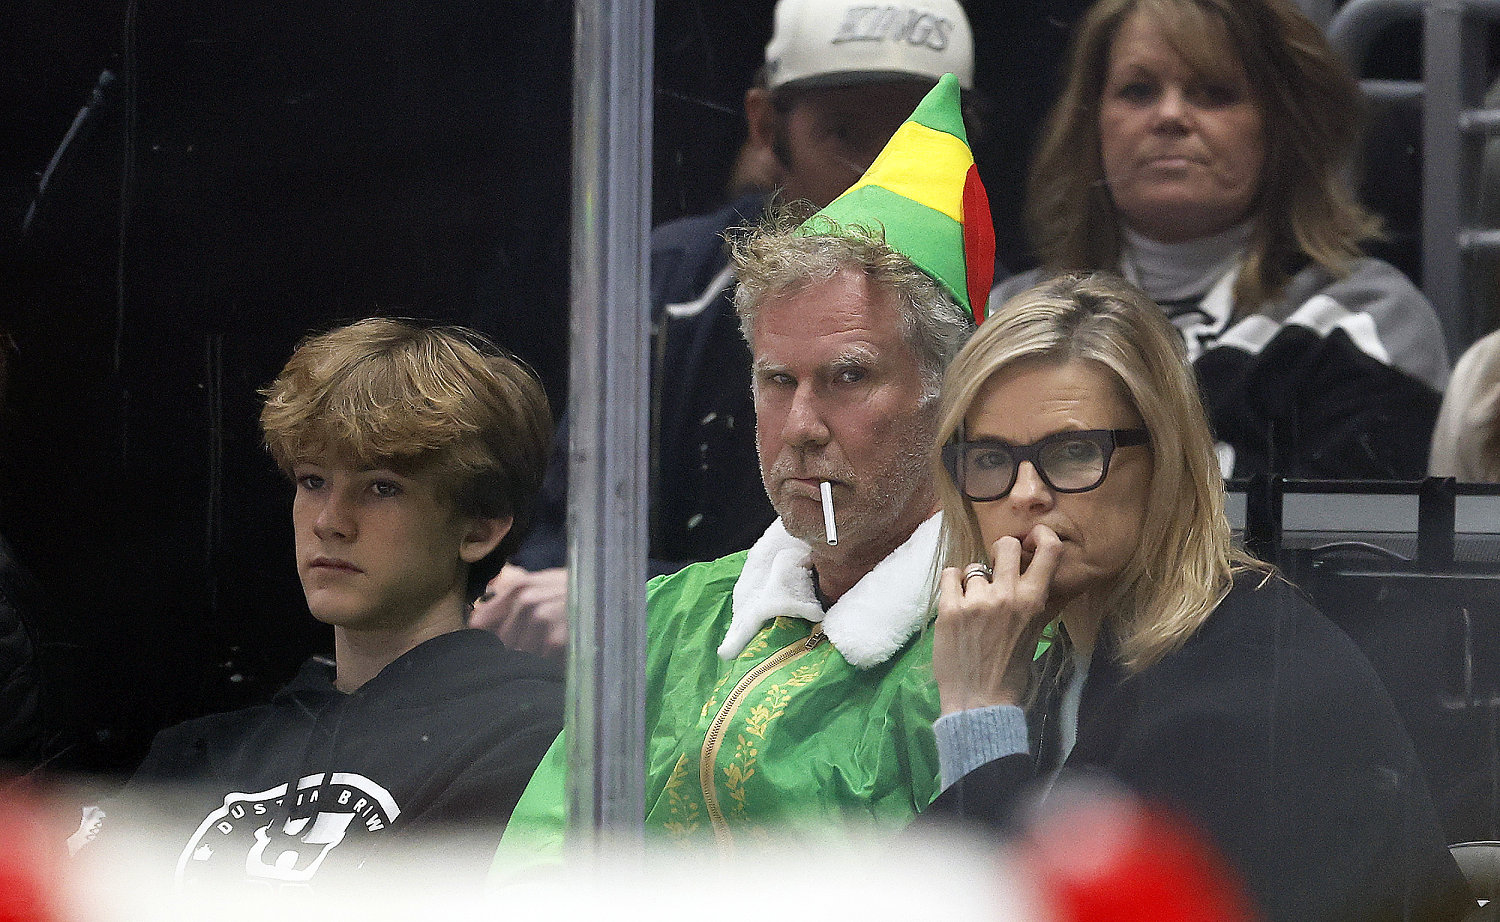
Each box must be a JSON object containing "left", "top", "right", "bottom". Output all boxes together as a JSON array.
[{"left": 493, "top": 514, "right": 944, "bottom": 870}]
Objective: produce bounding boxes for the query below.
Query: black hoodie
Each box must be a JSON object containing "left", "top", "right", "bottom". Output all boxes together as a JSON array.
[{"left": 89, "top": 629, "right": 562, "bottom": 891}]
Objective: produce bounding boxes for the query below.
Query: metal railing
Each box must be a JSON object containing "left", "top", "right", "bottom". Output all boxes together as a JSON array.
[{"left": 1330, "top": 0, "right": 1500, "bottom": 356}]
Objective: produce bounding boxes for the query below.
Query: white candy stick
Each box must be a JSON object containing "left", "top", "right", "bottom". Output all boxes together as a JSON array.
[{"left": 820, "top": 480, "right": 838, "bottom": 546}]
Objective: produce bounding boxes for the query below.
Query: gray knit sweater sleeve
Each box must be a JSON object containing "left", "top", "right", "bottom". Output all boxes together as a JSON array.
[{"left": 932, "top": 705, "right": 1029, "bottom": 790}]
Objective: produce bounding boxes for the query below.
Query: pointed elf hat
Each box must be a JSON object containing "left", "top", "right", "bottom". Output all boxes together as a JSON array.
[{"left": 795, "top": 72, "right": 994, "bottom": 322}]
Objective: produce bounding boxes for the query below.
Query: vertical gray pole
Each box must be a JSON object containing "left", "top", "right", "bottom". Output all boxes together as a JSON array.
[
  {"left": 566, "top": 0, "right": 651, "bottom": 855},
  {"left": 1424, "top": 0, "right": 1481, "bottom": 354}
]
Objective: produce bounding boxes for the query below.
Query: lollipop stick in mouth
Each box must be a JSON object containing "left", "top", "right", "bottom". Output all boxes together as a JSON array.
[{"left": 820, "top": 481, "right": 838, "bottom": 546}]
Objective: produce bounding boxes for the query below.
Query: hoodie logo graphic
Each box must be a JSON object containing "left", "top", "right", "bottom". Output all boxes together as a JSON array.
[{"left": 175, "top": 773, "right": 399, "bottom": 889}]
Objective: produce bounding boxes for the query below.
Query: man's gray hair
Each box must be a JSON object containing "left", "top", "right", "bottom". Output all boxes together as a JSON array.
[{"left": 728, "top": 208, "right": 975, "bottom": 399}]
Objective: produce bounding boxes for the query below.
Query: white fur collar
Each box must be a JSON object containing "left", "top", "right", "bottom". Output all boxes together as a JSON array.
[{"left": 718, "top": 513, "right": 943, "bottom": 669}]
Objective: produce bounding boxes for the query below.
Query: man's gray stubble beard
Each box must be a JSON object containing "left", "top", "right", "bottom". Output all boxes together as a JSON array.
[{"left": 757, "top": 407, "right": 936, "bottom": 550}]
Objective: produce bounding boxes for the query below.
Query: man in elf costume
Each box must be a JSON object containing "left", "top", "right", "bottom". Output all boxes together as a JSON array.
[
  {"left": 496, "top": 74, "right": 993, "bottom": 861},
  {"left": 473, "top": 0, "right": 976, "bottom": 658}
]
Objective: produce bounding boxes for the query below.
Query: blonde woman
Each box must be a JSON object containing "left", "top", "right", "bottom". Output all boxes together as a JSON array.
[{"left": 923, "top": 274, "right": 1470, "bottom": 922}]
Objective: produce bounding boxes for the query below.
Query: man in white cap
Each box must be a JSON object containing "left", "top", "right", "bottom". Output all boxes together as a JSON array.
[{"left": 471, "top": 0, "right": 976, "bottom": 658}]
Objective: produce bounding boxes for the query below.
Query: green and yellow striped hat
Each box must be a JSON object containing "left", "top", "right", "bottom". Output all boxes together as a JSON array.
[{"left": 795, "top": 72, "right": 994, "bottom": 322}]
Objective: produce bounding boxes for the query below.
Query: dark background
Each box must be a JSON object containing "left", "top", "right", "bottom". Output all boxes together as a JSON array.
[
  {"left": 0, "top": 0, "right": 1095, "bottom": 780},
  {"left": 4, "top": 0, "right": 1436, "bottom": 787},
  {"left": 11, "top": 0, "right": 1492, "bottom": 853}
]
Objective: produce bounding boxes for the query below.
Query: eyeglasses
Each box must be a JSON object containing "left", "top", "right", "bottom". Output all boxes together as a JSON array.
[{"left": 942, "top": 428, "right": 1150, "bottom": 501}]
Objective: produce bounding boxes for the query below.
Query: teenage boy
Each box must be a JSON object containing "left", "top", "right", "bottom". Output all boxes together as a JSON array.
[{"left": 78, "top": 318, "right": 563, "bottom": 892}]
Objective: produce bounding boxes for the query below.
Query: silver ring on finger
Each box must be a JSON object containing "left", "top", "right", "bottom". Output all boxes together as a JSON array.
[{"left": 962, "top": 562, "right": 993, "bottom": 584}]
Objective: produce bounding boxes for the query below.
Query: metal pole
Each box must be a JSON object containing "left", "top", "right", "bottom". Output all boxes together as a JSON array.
[
  {"left": 566, "top": 0, "right": 651, "bottom": 858},
  {"left": 1424, "top": 0, "right": 1477, "bottom": 355}
]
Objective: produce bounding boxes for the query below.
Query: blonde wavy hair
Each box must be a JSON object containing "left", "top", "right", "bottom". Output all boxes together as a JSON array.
[
  {"left": 260, "top": 318, "right": 552, "bottom": 590},
  {"left": 1029, "top": 0, "right": 1379, "bottom": 316},
  {"left": 935, "top": 273, "right": 1266, "bottom": 671}
]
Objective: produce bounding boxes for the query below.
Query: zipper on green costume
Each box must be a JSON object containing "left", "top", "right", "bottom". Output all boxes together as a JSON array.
[{"left": 700, "top": 624, "right": 826, "bottom": 847}]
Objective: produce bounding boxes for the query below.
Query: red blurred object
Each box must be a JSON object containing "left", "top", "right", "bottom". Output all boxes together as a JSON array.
[
  {"left": 0, "top": 787, "right": 60, "bottom": 922},
  {"left": 1022, "top": 786, "right": 1260, "bottom": 922}
]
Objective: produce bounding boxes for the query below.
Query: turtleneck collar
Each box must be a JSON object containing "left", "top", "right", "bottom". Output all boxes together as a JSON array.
[{"left": 1119, "top": 219, "right": 1254, "bottom": 305}]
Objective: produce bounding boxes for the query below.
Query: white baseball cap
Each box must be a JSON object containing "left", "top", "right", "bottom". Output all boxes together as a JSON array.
[{"left": 764, "top": 0, "right": 975, "bottom": 92}]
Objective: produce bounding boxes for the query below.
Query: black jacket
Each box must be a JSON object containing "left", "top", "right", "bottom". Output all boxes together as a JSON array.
[
  {"left": 512, "top": 193, "right": 775, "bottom": 575},
  {"left": 926, "top": 573, "right": 1472, "bottom": 922},
  {"left": 992, "top": 259, "right": 1448, "bottom": 478},
  {"left": 92, "top": 629, "right": 562, "bottom": 890}
]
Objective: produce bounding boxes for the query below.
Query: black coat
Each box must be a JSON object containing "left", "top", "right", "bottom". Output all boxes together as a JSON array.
[
  {"left": 926, "top": 572, "right": 1472, "bottom": 922},
  {"left": 88, "top": 629, "right": 562, "bottom": 890}
]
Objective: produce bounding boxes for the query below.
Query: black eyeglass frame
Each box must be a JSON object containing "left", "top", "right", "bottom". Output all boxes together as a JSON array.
[{"left": 942, "top": 428, "right": 1151, "bottom": 502}]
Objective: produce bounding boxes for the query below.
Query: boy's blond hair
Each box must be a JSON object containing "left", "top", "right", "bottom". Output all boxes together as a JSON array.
[{"left": 260, "top": 318, "right": 552, "bottom": 593}]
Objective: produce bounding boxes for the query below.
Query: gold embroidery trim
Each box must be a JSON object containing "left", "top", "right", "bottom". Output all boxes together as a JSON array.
[
  {"left": 699, "top": 624, "right": 826, "bottom": 851},
  {"left": 659, "top": 752, "right": 702, "bottom": 839}
]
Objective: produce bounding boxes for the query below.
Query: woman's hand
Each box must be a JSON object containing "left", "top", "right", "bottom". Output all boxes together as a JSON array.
[{"left": 934, "top": 524, "right": 1063, "bottom": 714}]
